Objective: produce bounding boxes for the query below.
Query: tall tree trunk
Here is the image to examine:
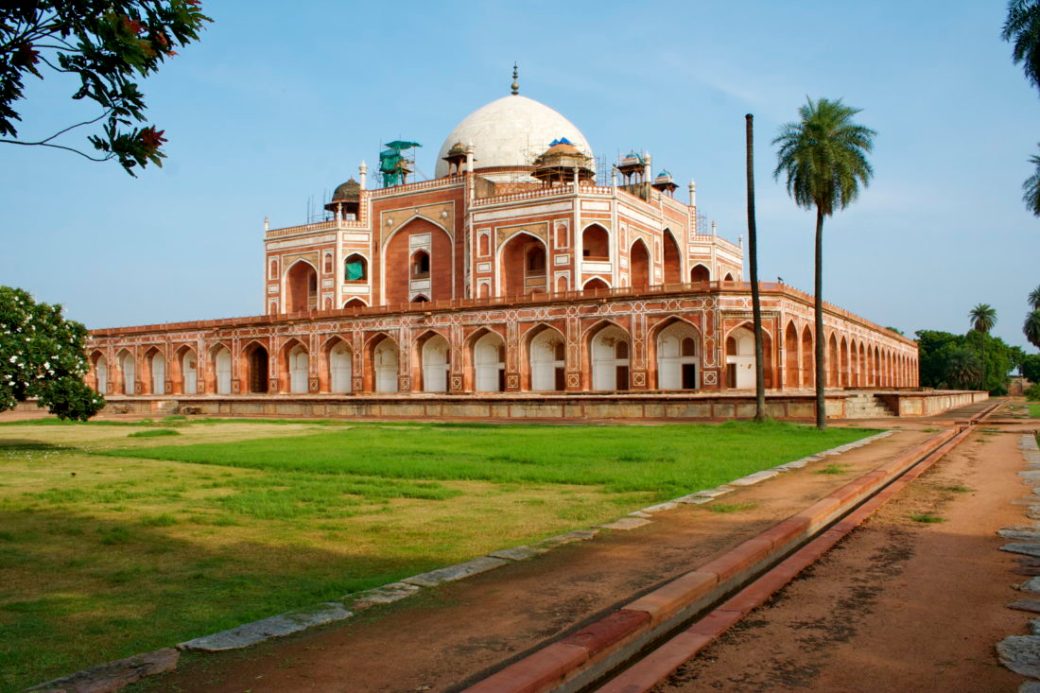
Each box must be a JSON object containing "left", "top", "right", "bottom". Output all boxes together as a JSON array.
[
  {"left": 746, "top": 114, "right": 766, "bottom": 421},
  {"left": 814, "top": 205, "right": 826, "bottom": 430}
]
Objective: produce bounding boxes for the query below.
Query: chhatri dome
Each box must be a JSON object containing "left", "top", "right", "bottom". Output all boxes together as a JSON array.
[{"left": 434, "top": 66, "right": 593, "bottom": 178}]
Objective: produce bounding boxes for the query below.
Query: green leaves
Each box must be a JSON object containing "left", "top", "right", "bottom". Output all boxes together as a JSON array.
[
  {"left": 0, "top": 1, "right": 210, "bottom": 175},
  {"left": 773, "top": 97, "right": 876, "bottom": 217},
  {"left": 0, "top": 286, "right": 103, "bottom": 420},
  {"left": 1003, "top": 0, "right": 1040, "bottom": 94}
]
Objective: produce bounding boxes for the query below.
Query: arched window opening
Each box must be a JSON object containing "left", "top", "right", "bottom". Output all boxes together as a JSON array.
[
  {"left": 412, "top": 294, "right": 429, "bottom": 303},
  {"left": 323, "top": 253, "right": 333, "bottom": 274},
  {"left": 412, "top": 250, "right": 430, "bottom": 279},
  {"left": 723, "top": 272, "right": 735, "bottom": 282},
  {"left": 478, "top": 233, "right": 490, "bottom": 257},
  {"left": 344, "top": 254, "right": 367, "bottom": 282},
  {"left": 582, "top": 225, "right": 610, "bottom": 260},
  {"left": 584, "top": 277, "right": 609, "bottom": 294},
  {"left": 690, "top": 265, "right": 710, "bottom": 284},
  {"left": 343, "top": 298, "right": 367, "bottom": 310}
]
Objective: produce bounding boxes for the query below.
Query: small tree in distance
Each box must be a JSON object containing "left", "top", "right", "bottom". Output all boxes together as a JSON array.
[
  {"left": 0, "top": 1, "right": 210, "bottom": 175},
  {"left": 0, "top": 286, "right": 103, "bottom": 420}
]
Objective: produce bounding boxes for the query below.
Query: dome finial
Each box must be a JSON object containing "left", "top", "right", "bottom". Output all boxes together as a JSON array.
[{"left": 511, "top": 62, "right": 519, "bottom": 95}]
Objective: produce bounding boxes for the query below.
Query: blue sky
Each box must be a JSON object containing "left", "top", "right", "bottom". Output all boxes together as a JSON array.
[{"left": 1, "top": 1, "right": 1037, "bottom": 349}]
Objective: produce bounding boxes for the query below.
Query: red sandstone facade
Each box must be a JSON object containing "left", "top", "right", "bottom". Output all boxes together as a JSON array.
[{"left": 85, "top": 86, "right": 918, "bottom": 401}]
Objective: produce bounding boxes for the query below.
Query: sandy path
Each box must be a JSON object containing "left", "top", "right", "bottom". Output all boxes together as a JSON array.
[
  {"left": 147, "top": 430, "right": 932, "bottom": 693},
  {"left": 657, "top": 425, "right": 1033, "bottom": 692}
]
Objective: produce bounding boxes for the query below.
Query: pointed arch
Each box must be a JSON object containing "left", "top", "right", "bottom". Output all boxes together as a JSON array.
[
  {"left": 117, "top": 348, "right": 136, "bottom": 395},
  {"left": 499, "top": 231, "right": 548, "bottom": 297},
  {"left": 172, "top": 344, "right": 198, "bottom": 395},
  {"left": 690, "top": 264, "right": 710, "bottom": 284},
  {"left": 365, "top": 333, "right": 400, "bottom": 393},
  {"left": 801, "top": 325, "right": 814, "bottom": 388},
  {"left": 468, "top": 328, "right": 505, "bottom": 393},
  {"left": 784, "top": 321, "right": 799, "bottom": 389},
  {"left": 827, "top": 333, "right": 839, "bottom": 388},
  {"left": 662, "top": 229, "right": 682, "bottom": 285},
  {"left": 321, "top": 336, "right": 352, "bottom": 394},
  {"left": 724, "top": 322, "right": 773, "bottom": 389},
  {"left": 581, "top": 223, "right": 610, "bottom": 260},
  {"left": 525, "top": 324, "right": 567, "bottom": 392},
  {"left": 279, "top": 338, "right": 309, "bottom": 394},
  {"left": 206, "top": 343, "right": 232, "bottom": 395},
  {"left": 629, "top": 238, "right": 650, "bottom": 291},
  {"left": 284, "top": 259, "right": 318, "bottom": 313},
  {"left": 241, "top": 340, "right": 269, "bottom": 394},
  {"left": 89, "top": 350, "right": 108, "bottom": 395},
  {"left": 585, "top": 319, "right": 631, "bottom": 391},
  {"left": 651, "top": 317, "right": 702, "bottom": 390},
  {"left": 839, "top": 336, "right": 849, "bottom": 388},
  {"left": 414, "top": 329, "right": 451, "bottom": 393},
  {"left": 583, "top": 277, "right": 610, "bottom": 293},
  {"left": 343, "top": 298, "right": 368, "bottom": 310},
  {"left": 142, "top": 346, "right": 166, "bottom": 395}
]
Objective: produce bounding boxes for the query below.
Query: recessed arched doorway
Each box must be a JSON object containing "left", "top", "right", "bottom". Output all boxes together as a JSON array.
[
  {"left": 590, "top": 325, "right": 630, "bottom": 391},
  {"left": 421, "top": 335, "right": 450, "bottom": 393},
  {"left": 285, "top": 261, "right": 318, "bottom": 313},
  {"left": 656, "top": 322, "right": 700, "bottom": 390},
  {"left": 374, "top": 338, "right": 399, "bottom": 393},
  {"left": 529, "top": 328, "right": 566, "bottom": 392},
  {"left": 473, "top": 332, "right": 505, "bottom": 392}
]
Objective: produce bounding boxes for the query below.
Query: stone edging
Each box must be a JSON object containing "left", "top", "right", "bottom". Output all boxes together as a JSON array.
[{"left": 27, "top": 429, "right": 894, "bottom": 692}]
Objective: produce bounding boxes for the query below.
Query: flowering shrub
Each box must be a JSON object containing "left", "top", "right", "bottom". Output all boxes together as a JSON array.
[{"left": 0, "top": 287, "right": 103, "bottom": 420}]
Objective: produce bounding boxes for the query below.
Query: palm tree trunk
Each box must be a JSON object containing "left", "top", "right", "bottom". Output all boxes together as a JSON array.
[
  {"left": 814, "top": 205, "right": 826, "bottom": 430},
  {"left": 746, "top": 114, "right": 766, "bottom": 421}
]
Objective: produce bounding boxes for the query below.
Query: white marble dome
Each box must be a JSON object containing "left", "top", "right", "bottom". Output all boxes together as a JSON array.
[{"left": 434, "top": 94, "right": 593, "bottom": 178}]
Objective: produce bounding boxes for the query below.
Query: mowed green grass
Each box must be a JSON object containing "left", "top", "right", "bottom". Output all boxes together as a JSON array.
[
  {"left": 0, "top": 418, "right": 872, "bottom": 691},
  {"left": 1029, "top": 403, "right": 1040, "bottom": 418}
]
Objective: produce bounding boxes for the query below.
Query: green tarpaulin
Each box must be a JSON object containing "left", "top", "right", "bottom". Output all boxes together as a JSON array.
[{"left": 345, "top": 261, "right": 365, "bottom": 281}]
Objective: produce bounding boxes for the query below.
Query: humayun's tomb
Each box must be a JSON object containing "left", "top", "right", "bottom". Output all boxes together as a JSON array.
[{"left": 86, "top": 72, "right": 953, "bottom": 420}]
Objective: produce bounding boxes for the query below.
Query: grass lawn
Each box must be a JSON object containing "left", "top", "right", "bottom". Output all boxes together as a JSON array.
[
  {"left": 1029, "top": 403, "right": 1040, "bottom": 418},
  {"left": 0, "top": 417, "right": 873, "bottom": 691}
]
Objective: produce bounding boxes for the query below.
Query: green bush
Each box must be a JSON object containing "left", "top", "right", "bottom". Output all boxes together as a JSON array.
[{"left": 1026, "top": 383, "right": 1040, "bottom": 401}]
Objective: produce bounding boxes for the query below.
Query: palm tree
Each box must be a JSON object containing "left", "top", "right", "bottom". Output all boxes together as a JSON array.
[
  {"left": 1025, "top": 146, "right": 1040, "bottom": 217},
  {"left": 1003, "top": 1, "right": 1040, "bottom": 94},
  {"left": 774, "top": 98, "right": 876, "bottom": 430},
  {"left": 970, "top": 303, "right": 997, "bottom": 333},
  {"left": 746, "top": 113, "right": 766, "bottom": 421},
  {"left": 1026, "top": 310, "right": 1040, "bottom": 349},
  {"left": 1029, "top": 284, "right": 1040, "bottom": 310},
  {"left": 945, "top": 347, "right": 983, "bottom": 390}
]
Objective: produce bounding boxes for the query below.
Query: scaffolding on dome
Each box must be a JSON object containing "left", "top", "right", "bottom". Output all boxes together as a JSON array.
[{"left": 379, "top": 140, "right": 421, "bottom": 187}]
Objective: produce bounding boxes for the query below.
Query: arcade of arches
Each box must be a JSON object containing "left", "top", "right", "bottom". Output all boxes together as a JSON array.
[{"left": 88, "top": 290, "right": 918, "bottom": 398}]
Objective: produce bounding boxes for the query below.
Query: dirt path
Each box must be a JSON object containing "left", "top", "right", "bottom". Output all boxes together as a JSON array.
[
  {"left": 657, "top": 424, "right": 1035, "bottom": 692},
  {"left": 144, "top": 429, "right": 932, "bottom": 693}
]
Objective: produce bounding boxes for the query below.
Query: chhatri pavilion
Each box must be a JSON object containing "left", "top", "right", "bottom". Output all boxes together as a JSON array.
[{"left": 86, "top": 70, "right": 919, "bottom": 419}]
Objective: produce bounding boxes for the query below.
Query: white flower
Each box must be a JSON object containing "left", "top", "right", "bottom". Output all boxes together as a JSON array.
[{"left": 7, "top": 355, "right": 15, "bottom": 363}]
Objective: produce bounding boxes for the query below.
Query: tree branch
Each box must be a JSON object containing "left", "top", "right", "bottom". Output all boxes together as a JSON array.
[{"left": 0, "top": 138, "right": 114, "bottom": 162}]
